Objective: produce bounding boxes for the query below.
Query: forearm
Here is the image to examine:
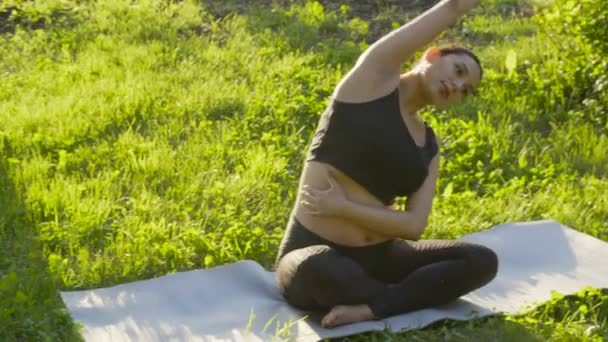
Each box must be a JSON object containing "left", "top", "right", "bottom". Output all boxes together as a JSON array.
[
  {"left": 401, "top": 0, "right": 470, "bottom": 40},
  {"left": 337, "top": 200, "right": 426, "bottom": 240},
  {"left": 363, "top": 0, "right": 478, "bottom": 68},
  {"left": 391, "top": 0, "right": 473, "bottom": 51},
  {"left": 300, "top": 157, "right": 438, "bottom": 239},
  {"left": 337, "top": 153, "right": 439, "bottom": 240}
]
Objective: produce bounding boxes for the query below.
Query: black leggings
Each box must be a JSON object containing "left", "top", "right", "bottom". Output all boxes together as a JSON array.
[{"left": 274, "top": 217, "right": 498, "bottom": 319}]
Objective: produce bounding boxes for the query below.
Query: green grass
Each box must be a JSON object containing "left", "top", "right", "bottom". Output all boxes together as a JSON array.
[{"left": 0, "top": 0, "right": 606, "bottom": 340}]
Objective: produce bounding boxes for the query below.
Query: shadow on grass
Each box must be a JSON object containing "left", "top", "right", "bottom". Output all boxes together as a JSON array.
[
  {"left": 0, "top": 141, "right": 81, "bottom": 341},
  {"left": 202, "top": 0, "right": 434, "bottom": 25},
  {"left": 333, "top": 287, "right": 608, "bottom": 341},
  {"left": 332, "top": 315, "right": 544, "bottom": 342},
  {"left": 202, "top": 0, "right": 535, "bottom": 51},
  {"left": 0, "top": 5, "right": 80, "bottom": 34}
]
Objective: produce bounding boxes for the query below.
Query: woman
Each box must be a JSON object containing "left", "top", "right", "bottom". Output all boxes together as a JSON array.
[{"left": 274, "top": 0, "right": 498, "bottom": 328}]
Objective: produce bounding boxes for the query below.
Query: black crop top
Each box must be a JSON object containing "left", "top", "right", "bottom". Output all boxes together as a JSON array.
[{"left": 306, "top": 88, "right": 438, "bottom": 205}]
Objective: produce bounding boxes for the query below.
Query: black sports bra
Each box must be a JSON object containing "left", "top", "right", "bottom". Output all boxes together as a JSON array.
[{"left": 306, "top": 88, "right": 438, "bottom": 205}]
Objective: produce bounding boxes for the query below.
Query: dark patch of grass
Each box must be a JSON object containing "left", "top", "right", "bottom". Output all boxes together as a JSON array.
[
  {"left": 0, "top": 140, "right": 82, "bottom": 341},
  {"left": 0, "top": 4, "right": 80, "bottom": 34}
]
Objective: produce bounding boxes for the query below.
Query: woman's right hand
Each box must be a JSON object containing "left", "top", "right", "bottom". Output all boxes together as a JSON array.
[{"left": 299, "top": 171, "right": 349, "bottom": 218}]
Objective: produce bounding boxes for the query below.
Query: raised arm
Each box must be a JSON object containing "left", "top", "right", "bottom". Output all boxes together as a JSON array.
[
  {"left": 333, "top": 0, "right": 479, "bottom": 102},
  {"left": 360, "top": 0, "right": 479, "bottom": 72}
]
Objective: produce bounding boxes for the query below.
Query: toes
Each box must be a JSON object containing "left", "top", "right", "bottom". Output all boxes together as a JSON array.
[
  {"left": 321, "top": 314, "right": 332, "bottom": 328},
  {"left": 321, "top": 311, "right": 337, "bottom": 328},
  {"left": 321, "top": 305, "right": 374, "bottom": 328}
]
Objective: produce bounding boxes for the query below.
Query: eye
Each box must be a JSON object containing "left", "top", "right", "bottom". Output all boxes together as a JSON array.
[{"left": 455, "top": 65, "right": 463, "bottom": 76}]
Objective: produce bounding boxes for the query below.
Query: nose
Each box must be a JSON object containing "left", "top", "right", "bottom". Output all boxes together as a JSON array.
[
  {"left": 452, "top": 78, "right": 464, "bottom": 88},
  {"left": 451, "top": 79, "right": 465, "bottom": 95}
]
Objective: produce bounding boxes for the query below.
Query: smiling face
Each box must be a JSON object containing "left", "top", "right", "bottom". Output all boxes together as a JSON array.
[{"left": 420, "top": 47, "right": 482, "bottom": 108}]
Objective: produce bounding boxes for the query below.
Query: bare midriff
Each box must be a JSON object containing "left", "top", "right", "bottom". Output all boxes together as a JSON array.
[{"left": 292, "top": 160, "right": 394, "bottom": 247}]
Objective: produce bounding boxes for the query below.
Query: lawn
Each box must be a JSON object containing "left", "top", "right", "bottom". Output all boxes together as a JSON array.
[{"left": 0, "top": 0, "right": 606, "bottom": 340}]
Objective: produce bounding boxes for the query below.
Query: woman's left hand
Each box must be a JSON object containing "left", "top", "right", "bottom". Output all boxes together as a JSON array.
[{"left": 299, "top": 171, "right": 348, "bottom": 217}]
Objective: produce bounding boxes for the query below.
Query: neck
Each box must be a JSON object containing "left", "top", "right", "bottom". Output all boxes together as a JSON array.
[{"left": 398, "top": 72, "right": 432, "bottom": 116}]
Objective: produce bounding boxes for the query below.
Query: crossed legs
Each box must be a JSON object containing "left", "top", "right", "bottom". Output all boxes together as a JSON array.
[{"left": 274, "top": 219, "right": 498, "bottom": 327}]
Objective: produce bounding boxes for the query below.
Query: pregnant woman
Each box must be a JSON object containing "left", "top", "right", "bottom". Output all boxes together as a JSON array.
[{"left": 275, "top": 0, "right": 498, "bottom": 328}]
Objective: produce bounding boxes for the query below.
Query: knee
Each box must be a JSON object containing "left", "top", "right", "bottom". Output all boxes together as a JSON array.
[
  {"left": 467, "top": 244, "right": 499, "bottom": 284},
  {"left": 275, "top": 245, "right": 343, "bottom": 310},
  {"left": 275, "top": 245, "right": 336, "bottom": 295}
]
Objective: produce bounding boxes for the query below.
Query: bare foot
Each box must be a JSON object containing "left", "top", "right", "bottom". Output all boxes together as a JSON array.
[{"left": 321, "top": 304, "right": 374, "bottom": 328}]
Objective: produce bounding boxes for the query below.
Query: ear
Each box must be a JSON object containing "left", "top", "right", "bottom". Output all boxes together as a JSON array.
[{"left": 424, "top": 47, "right": 441, "bottom": 62}]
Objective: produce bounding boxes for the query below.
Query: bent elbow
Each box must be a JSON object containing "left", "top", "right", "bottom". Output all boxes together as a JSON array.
[
  {"left": 409, "top": 226, "right": 425, "bottom": 241},
  {"left": 404, "top": 216, "right": 428, "bottom": 241}
]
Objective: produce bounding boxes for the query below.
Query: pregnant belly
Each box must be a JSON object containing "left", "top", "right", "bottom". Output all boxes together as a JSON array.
[{"left": 293, "top": 160, "right": 392, "bottom": 246}]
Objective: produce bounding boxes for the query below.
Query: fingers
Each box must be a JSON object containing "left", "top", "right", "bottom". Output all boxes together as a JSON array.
[
  {"left": 299, "top": 188, "right": 320, "bottom": 215},
  {"left": 303, "top": 171, "right": 339, "bottom": 193},
  {"left": 301, "top": 185, "right": 316, "bottom": 193},
  {"left": 301, "top": 200, "right": 321, "bottom": 216},
  {"left": 326, "top": 169, "right": 338, "bottom": 188},
  {"left": 326, "top": 175, "right": 337, "bottom": 191},
  {"left": 300, "top": 196, "right": 320, "bottom": 215},
  {"left": 300, "top": 187, "right": 316, "bottom": 199}
]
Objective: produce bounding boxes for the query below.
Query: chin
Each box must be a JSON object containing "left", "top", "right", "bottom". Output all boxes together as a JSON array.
[
  {"left": 434, "top": 102, "right": 450, "bottom": 110},
  {"left": 432, "top": 94, "right": 450, "bottom": 108},
  {"left": 435, "top": 94, "right": 460, "bottom": 108}
]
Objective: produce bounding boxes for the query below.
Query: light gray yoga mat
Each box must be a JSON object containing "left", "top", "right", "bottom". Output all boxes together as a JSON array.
[{"left": 61, "top": 220, "right": 608, "bottom": 341}]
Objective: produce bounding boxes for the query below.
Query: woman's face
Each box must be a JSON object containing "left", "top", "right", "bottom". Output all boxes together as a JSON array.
[{"left": 422, "top": 52, "right": 482, "bottom": 107}]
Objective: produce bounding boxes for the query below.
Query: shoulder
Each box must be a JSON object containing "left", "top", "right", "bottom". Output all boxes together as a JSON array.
[{"left": 331, "top": 63, "right": 401, "bottom": 104}]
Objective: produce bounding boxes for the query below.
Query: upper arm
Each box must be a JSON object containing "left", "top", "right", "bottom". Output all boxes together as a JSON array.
[{"left": 405, "top": 136, "right": 441, "bottom": 230}]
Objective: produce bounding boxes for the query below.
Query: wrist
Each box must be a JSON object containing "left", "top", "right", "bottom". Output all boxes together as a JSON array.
[
  {"left": 445, "top": 0, "right": 476, "bottom": 13},
  {"left": 460, "top": 0, "right": 478, "bottom": 13},
  {"left": 335, "top": 198, "right": 353, "bottom": 218}
]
